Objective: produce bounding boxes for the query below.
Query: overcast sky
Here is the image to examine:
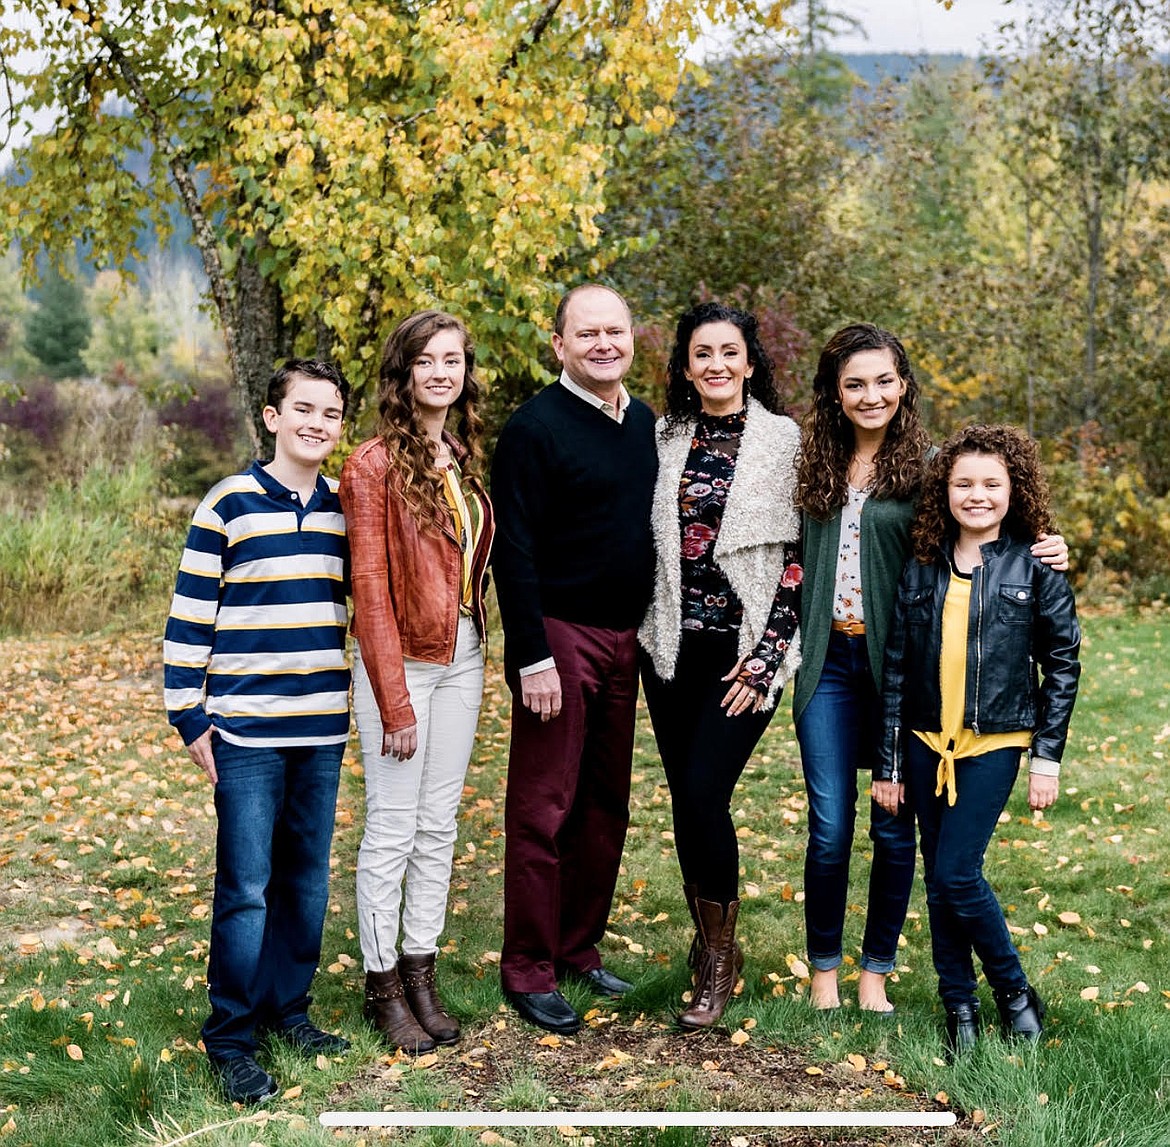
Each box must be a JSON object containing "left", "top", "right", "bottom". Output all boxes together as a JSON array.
[{"left": 829, "top": 0, "right": 1016, "bottom": 55}]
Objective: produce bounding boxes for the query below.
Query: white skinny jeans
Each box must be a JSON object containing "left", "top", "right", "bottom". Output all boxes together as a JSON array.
[{"left": 352, "top": 616, "right": 483, "bottom": 972}]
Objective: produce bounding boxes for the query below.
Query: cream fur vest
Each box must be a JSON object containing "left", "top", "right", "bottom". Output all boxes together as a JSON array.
[{"left": 638, "top": 398, "right": 803, "bottom": 708}]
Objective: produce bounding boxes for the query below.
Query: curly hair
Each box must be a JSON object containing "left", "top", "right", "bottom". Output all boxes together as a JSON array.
[
  {"left": 375, "top": 310, "right": 484, "bottom": 530},
  {"left": 796, "top": 323, "right": 931, "bottom": 519},
  {"left": 911, "top": 424, "right": 1055, "bottom": 563},
  {"left": 662, "top": 301, "right": 783, "bottom": 434}
]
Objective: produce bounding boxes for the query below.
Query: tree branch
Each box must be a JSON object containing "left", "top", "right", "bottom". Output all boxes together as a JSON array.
[
  {"left": 0, "top": 45, "right": 15, "bottom": 155},
  {"left": 503, "top": 0, "right": 564, "bottom": 72},
  {"left": 96, "top": 34, "right": 257, "bottom": 452}
]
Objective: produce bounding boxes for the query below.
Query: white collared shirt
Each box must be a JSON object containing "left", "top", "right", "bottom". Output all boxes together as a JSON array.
[{"left": 558, "top": 371, "right": 630, "bottom": 424}]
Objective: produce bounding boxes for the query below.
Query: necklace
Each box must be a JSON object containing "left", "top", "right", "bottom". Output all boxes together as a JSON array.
[{"left": 849, "top": 452, "right": 877, "bottom": 487}]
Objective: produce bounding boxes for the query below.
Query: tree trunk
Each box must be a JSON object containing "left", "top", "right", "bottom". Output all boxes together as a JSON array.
[{"left": 231, "top": 249, "right": 285, "bottom": 458}]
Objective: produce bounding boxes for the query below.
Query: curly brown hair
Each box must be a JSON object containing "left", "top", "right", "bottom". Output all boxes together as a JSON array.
[
  {"left": 911, "top": 424, "right": 1055, "bottom": 563},
  {"left": 796, "top": 323, "right": 931, "bottom": 519},
  {"left": 375, "top": 310, "right": 484, "bottom": 530}
]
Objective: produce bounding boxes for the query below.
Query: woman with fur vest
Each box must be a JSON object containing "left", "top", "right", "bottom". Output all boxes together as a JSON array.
[{"left": 639, "top": 301, "right": 803, "bottom": 1028}]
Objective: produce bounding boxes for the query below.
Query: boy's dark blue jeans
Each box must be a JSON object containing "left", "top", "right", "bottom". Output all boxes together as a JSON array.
[
  {"left": 202, "top": 735, "right": 343, "bottom": 1060},
  {"left": 905, "top": 737, "right": 1030, "bottom": 1009}
]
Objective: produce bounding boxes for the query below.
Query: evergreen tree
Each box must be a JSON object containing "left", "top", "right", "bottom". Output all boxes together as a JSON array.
[{"left": 24, "top": 268, "right": 91, "bottom": 379}]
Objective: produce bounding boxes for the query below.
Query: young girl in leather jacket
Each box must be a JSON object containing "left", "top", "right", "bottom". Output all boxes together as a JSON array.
[{"left": 876, "top": 424, "right": 1080, "bottom": 1055}]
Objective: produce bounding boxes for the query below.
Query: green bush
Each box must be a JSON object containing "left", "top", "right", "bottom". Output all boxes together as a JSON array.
[
  {"left": 1047, "top": 450, "right": 1170, "bottom": 604},
  {"left": 0, "top": 451, "right": 189, "bottom": 635}
]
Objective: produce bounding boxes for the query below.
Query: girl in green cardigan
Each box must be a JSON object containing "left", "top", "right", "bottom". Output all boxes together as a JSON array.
[{"left": 792, "top": 324, "right": 1067, "bottom": 1014}]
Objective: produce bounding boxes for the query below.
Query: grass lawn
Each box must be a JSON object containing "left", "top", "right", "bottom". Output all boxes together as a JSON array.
[{"left": 0, "top": 612, "right": 1167, "bottom": 1146}]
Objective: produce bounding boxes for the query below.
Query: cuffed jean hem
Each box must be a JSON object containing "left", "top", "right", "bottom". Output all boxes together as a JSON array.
[
  {"left": 809, "top": 952, "right": 896, "bottom": 974},
  {"left": 809, "top": 952, "right": 843, "bottom": 972}
]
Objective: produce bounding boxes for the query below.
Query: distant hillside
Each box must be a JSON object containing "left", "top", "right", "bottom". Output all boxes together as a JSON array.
[{"left": 838, "top": 52, "right": 978, "bottom": 85}]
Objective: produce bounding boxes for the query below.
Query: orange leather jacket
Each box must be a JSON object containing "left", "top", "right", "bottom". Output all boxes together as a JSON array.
[{"left": 339, "top": 435, "right": 494, "bottom": 735}]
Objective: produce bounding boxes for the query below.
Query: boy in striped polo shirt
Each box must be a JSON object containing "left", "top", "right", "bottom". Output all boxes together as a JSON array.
[{"left": 164, "top": 359, "right": 351, "bottom": 1105}]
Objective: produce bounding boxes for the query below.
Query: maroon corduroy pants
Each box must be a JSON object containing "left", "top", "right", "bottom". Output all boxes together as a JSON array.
[{"left": 500, "top": 617, "right": 639, "bottom": 993}]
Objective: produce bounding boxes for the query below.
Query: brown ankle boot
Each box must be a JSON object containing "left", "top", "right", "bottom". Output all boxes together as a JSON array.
[
  {"left": 678, "top": 898, "right": 743, "bottom": 1029},
  {"left": 683, "top": 883, "right": 703, "bottom": 970},
  {"left": 363, "top": 968, "right": 436, "bottom": 1054},
  {"left": 398, "top": 951, "right": 460, "bottom": 1045}
]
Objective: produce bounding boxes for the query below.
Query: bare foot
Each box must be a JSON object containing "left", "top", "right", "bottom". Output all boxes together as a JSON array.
[
  {"left": 810, "top": 968, "right": 840, "bottom": 1010},
  {"left": 858, "top": 968, "right": 894, "bottom": 1012}
]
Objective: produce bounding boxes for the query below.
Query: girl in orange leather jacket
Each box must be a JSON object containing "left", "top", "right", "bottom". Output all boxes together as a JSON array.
[{"left": 339, "top": 311, "right": 493, "bottom": 1057}]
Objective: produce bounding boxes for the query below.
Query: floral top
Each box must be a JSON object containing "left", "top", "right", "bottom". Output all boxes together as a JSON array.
[
  {"left": 832, "top": 484, "right": 867, "bottom": 624},
  {"left": 678, "top": 408, "right": 802, "bottom": 694}
]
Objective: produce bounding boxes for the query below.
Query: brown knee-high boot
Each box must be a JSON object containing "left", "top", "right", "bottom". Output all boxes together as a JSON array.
[
  {"left": 363, "top": 968, "right": 436, "bottom": 1054},
  {"left": 678, "top": 898, "right": 743, "bottom": 1029},
  {"left": 399, "top": 951, "right": 460, "bottom": 1045},
  {"left": 683, "top": 883, "right": 703, "bottom": 970}
]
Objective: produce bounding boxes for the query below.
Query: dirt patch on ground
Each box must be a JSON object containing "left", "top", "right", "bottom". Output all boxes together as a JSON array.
[{"left": 328, "top": 1013, "right": 979, "bottom": 1146}]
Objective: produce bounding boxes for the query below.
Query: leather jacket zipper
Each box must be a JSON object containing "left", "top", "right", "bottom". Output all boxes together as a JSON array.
[{"left": 972, "top": 565, "right": 984, "bottom": 736}]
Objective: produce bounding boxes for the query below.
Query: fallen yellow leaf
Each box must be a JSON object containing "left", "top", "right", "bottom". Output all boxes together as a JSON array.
[
  {"left": 1080, "top": 986, "right": 1100, "bottom": 1001},
  {"left": 1058, "top": 911, "right": 1081, "bottom": 925},
  {"left": 538, "top": 1034, "right": 561, "bottom": 1047},
  {"left": 729, "top": 1029, "right": 749, "bottom": 1046},
  {"left": 845, "top": 1053, "right": 866, "bottom": 1072},
  {"left": 65, "top": 1044, "right": 83, "bottom": 1062},
  {"left": 805, "top": 1066, "right": 823, "bottom": 1075},
  {"left": 282, "top": 1085, "right": 303, "bottom": 1099}
]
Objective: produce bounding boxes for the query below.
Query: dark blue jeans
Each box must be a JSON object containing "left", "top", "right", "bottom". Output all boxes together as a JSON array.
[
  {"left": 905, "top": 737, "right": 1029, "bottom": 1008},
  {"left": 795, "top": 631, "right": 916, "bottom": 973},
  {"left": 202, "top": 735, "right": 343, "bottom": 1059}
]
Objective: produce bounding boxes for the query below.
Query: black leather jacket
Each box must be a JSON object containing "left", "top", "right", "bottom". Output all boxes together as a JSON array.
[{"left": 877, "top": 533, "right": 1080, "bottom": 783}]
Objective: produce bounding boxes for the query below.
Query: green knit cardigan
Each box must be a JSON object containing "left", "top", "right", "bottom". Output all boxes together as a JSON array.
[{"left": 792, "top": 493, "right": 917, "bottom": 727}]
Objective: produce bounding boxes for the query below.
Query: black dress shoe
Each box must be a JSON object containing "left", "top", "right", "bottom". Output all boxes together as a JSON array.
[
  {"left": 563, "top": 966, "right": 634, "bottom": 998},
  {"left": 505, "top": 989, "right": 582, "bottom": 1034}
]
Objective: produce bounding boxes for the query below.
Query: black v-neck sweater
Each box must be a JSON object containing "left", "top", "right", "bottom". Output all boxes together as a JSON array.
[{"left": 490, "top": 382, "right": 658, "bottom": 670}]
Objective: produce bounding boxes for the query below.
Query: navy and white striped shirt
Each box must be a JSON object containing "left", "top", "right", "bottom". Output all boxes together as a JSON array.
[{"left": 163, "top": 461, "right": 350, "bottom": 749}]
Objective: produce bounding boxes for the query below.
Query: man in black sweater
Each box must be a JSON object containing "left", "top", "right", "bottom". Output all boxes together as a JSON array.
[{"left": 492, "top": 284, "right": 658, "bottom": 1033}]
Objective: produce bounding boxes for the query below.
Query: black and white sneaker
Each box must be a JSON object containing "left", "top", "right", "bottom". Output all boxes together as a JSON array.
[
  {"left": 209, "top": 1054, "right": 279, "bottom": 1105},
  {"left": 274, "top": 1020, "right": 350, "bottom": 1056}
]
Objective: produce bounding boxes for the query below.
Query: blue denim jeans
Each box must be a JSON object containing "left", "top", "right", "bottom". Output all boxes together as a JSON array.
[
  {"left": 795, "top": 631, "right": 916, "bottom": 973},
  {"left": 202, "top": 734, "right": 343, "bottom": 1059},
  {"left": 905, "top": 738, "right": 1029, "bottom": 1008}
]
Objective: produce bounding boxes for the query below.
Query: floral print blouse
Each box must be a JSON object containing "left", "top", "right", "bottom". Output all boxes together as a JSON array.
[{"left": 678, "top": 408, "right": 802, "bottom": 695}]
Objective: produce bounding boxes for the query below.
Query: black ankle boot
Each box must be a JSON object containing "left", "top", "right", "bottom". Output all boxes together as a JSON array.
[
  {"left": 995, "top": 985, "right": 1045, "bottom": 1040},
  {"left": 944, "top": 1000, "right": 980, "bottom": 1057}
]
